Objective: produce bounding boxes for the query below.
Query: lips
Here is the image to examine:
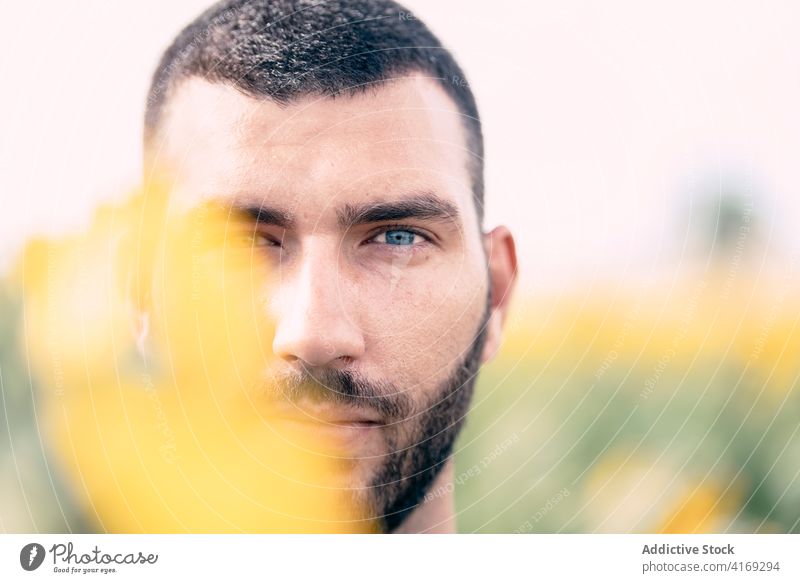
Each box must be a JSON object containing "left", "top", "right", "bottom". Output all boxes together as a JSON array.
[
  {"left": 266, "top": 404, "right": 384, "bottom": 457},
  {"left": 266, "top": 402, "right": 383, "bottom": 428}
]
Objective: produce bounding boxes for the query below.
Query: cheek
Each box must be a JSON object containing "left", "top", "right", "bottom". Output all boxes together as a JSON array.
[{"left": 352, "top": 254, "right": 488, "bottom": 388}]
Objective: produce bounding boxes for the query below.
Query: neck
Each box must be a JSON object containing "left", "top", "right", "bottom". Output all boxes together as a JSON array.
[{"left": 392, "top": 459, "right": 457, "bottom": 534}]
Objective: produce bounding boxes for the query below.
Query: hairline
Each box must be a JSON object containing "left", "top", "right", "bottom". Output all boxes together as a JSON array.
[{"left": 142, "top": 71, "right": 485, "bottom": 226}]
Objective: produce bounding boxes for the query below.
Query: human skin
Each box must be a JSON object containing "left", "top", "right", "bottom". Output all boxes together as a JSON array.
[{"left": 143, "top": 73, "right": 518, "bottom": 532}]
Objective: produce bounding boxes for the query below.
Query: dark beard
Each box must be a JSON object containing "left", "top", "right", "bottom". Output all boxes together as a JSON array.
[
  {"left": 260, "top": 298, "right": 491, "bottom": 533},
  {"left": 370, "top": 307, "right": 490, "bottom": 532}
]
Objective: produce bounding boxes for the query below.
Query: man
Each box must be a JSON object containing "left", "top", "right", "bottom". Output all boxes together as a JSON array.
[{"left": 137, "top": 0, "right": 517, "bottom": 533}]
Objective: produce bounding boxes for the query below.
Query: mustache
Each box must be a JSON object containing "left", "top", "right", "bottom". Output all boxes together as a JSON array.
[{"left": 258, "top": 367, "right": 412, "bottom": 422}]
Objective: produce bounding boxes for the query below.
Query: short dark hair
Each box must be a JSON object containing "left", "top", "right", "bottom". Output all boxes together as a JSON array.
[{"left": 144, "top": 0, "right": 484, "bottom": 222}]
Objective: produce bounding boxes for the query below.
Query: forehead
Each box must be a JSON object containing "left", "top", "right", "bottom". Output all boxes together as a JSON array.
[{"left": 152, "top": 74, "right": 477, "bottom": 226}]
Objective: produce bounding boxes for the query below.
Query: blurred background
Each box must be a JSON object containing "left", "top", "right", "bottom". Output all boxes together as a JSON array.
[{"left": 1, "top": 0, "right": 798, "bottom": 532}]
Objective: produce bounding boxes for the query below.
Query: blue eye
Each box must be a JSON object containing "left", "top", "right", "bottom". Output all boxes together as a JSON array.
[{"left": 383, "top": 229, "right": 418, "bottom": 246}]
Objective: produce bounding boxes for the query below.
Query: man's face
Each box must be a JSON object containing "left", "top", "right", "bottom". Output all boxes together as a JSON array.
[{"left": 150, "top": 74, "right": 494, "bottom": 531}]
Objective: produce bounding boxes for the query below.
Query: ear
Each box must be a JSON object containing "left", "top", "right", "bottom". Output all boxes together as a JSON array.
[
  {"left": 480, "top": 225, "right": 518, "bottom": 364},
  {"left": 116, "top": 227, "right": 154, "bottom": 359},
  {"left": 114, "top": 178, "right": 172, "bottom": 361}
]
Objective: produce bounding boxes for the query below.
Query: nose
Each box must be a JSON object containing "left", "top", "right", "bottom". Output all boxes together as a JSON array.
[{"left": 271, "top": 242, "right": 365, "bottom": 368}]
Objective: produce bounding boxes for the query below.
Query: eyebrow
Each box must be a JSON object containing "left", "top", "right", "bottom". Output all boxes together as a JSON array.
[
  {"left": 337, "top": 192, "right": 461, "bottom": 229},
  {"left": 233, "top": 192, "right": 461, "bottom": 231},
  {"left": 238, "top": 205, "right": 295, "bottom": 229}
]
